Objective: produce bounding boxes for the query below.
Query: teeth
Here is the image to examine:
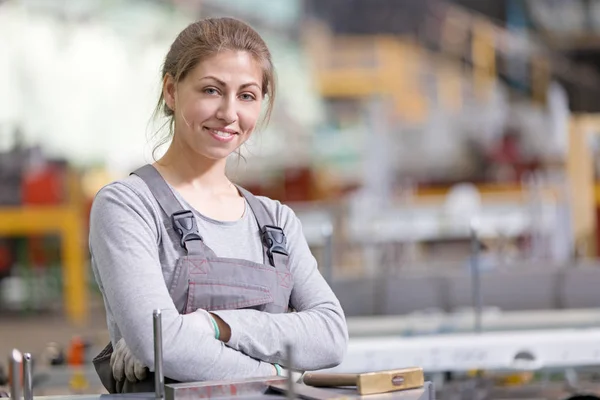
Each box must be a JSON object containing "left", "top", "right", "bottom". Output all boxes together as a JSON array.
[{"left": 212, "top": 130, "right": 233, "bottom": 138}]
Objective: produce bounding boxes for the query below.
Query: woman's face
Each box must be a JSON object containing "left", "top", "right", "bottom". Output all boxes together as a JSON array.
[{"left": 164, "top": 50, "right": 264, "bottom": 161}]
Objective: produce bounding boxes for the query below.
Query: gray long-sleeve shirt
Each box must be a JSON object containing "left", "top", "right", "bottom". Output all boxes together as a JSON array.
[{"left": 89, "top": 174, "right": 348, "bottom": 382}]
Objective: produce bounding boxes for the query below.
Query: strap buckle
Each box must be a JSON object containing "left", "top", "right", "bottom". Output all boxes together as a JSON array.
[
  {"left": 260, "top": 225, "right": 288, "bottom": 266},
  {"left": 171, "top": 210, "right": 202, "bottom": 249}
]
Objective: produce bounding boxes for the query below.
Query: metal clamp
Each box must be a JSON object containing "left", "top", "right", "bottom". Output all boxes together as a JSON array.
[
  {"left": 260, "top": 225, "right": 288, "bottom": 266},
  {"left": 171, "top": 211, "right": 202, "bottom": 249}
]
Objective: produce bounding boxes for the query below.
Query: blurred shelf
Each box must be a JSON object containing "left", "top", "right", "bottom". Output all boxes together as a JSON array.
[
  {"left": 0, "top": 169, "right": 87, "bottom": 325},
  {"left": 0, "top": 206, "right": 79, "bottom": 234},
  {"left": 347, "top": 202, "right": 559, "bottom": 243},
  {"left": 346, "top": 308, "right": 600, "bottom": 338},
  {"left": 0, "top": 205, "right": 87, "bottom": 325},
  {"left": 414, "top": 184, "right": 562, "bottom": 204}
]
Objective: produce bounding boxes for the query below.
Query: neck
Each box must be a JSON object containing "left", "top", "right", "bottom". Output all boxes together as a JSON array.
[{"left": 155, "top": 136, "right": 230, "bottom": 191}]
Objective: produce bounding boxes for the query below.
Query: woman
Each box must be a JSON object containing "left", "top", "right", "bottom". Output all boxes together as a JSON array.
[{"left": 89, "top": 17, "right": 348, "bottom": 393}]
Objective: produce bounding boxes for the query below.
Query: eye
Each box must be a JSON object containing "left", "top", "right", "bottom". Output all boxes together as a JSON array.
[
  {"left": 204, "top": 87, "right": 220, "bottom": 95},
  {"left": 239, "top": 93, "right": 256, "bottom": 101}
]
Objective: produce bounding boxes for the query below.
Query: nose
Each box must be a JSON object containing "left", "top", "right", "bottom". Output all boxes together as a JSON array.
[{"left": 216, "top": 96, "right": 237, "bottom": 124}]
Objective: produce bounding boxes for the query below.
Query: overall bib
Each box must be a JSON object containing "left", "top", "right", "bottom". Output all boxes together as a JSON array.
[{"left": 93, "top": 164, "right": 293, "bottom": 393}]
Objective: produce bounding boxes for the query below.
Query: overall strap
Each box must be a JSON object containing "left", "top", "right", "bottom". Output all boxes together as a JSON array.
[
  {"left": 235, "top": 185, "right": 289, "bottom": 269},
  {"left": 131, "top": 164, "right": 204, "bottom": 255}
]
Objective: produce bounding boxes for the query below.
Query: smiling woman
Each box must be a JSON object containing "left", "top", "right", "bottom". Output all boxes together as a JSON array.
[
  {"left": 162, "top": 50, "right": 265, "bottom": 162},
  {"left": 88, "top": 17, "right": 348, "bottom": 394},
  {"left": 152, "top": 18, "right": 276, "bottom": 164}
]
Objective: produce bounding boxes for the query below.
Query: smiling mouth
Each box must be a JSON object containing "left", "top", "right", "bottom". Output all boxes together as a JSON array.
[{"left": 204, "top": 127, "right": 238, "bottom": 142}]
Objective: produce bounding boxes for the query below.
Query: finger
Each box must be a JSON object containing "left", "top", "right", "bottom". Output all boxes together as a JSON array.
[
  {"left": 134, "top": 361, "right": 148, "bottom": 381},
  {"left": 124, "top": 352, "right": 137, "bottom": 382},
  {"left": 140, "top": 367, "right": 148, "bottom": 381},
  {"left": 115, "top": 338, "right": 126, "bottom": 352},
  {"left": 112, "top": 351, "right": 125, "bottom": 382}
]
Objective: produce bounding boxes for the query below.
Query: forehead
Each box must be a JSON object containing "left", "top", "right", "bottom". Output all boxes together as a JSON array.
[{"left": 188, "top": 50, "right": 263, "bottom": 88}]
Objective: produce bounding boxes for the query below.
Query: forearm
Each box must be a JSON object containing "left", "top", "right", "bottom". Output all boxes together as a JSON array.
[
  {"left": 211, "top": 305, "right": 347, "bottom": 371},
  {"left": 131, "top": 310, "right": 275, "bottom": 381},
  {"left": 102, "top": 276, "right": 277, "bottom": 381},
  {"left": 208, "top": 203, "right": 349, "bottom": 371}
]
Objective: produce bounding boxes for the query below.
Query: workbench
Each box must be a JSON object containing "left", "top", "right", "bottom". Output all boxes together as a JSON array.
[{"left": 28, "top": 381, "right": 434, "bottom": 400}]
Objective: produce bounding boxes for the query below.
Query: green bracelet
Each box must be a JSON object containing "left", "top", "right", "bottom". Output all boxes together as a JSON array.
[
  {"left": 209, "top": 316, "right": 220, "bottom": 340},
  {"left": 274, "top": 364, "right": 283, "bottom": 376}
]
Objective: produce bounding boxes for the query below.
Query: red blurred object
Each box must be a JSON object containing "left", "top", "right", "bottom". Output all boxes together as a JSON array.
[
  {"left": 0, "top": 240, "right": 11, "bottom": 275},
  {"left": 21, "top": 164, "right": 65, "bottom": 268},
  {"left": 22, "top": 164, "right": 64, "bottom": 205},
  {"left": 28, "top": 236, "right": 47, "bottom": 267},
  {"left": 283, "top": 167, "right": 313, "bottom": 202}
]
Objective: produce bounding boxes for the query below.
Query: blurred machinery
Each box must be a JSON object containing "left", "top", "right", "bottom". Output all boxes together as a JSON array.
[{"left": 0, "top": 129, "right": 87, "bottom": 323}]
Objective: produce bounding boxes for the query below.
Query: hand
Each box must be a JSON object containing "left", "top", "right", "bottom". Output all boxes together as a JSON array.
[{"left": 110, "top": 338, "right": 148, "bottom": 382}]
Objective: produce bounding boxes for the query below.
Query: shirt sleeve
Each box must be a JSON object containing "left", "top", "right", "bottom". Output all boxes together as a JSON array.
[
  {"left": 211, "top": 203, "right": 348, "bottom": 371},
  {"left": 90, "top": 183, "right": 275, "bottom": 381}
]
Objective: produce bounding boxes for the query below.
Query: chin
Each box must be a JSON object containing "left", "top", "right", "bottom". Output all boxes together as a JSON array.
[{"left": 198, "top": 149, "right": 236, "bottom": 161}]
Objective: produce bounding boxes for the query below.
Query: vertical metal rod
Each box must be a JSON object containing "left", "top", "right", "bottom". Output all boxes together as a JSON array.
[
  {"left": 285, "top": 343, "right": 295, "bottom": 400},
  {"left": 470, "top": 226, "right": 483, "bottom": 334},
  {"left": 321, "top": 222, "right": 333, "bottom": 283},
  {"left": 153, "top": 309, "right": 164, "bottom": 400},
  {"left": 22, "top": 353, "right": 32, "bottom": 400},
  {"left": 9, "top": 349, "right": 22, "bottom": 400}
]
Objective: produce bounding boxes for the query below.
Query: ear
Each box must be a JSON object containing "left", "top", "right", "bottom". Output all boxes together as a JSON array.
[{"left": 163, "top": 74, "right": 176, "bottom": 111}]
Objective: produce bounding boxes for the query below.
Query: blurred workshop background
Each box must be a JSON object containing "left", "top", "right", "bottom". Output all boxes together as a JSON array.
[{"left": 4, "top": 0, "right": 600, "bottom": 398}]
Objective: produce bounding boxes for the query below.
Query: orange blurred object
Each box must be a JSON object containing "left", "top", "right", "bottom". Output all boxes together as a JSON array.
[{"left": 67, "top": 336, "right": 86, "bottom": 367}]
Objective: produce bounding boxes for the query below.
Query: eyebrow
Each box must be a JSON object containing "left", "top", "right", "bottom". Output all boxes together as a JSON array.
[{"left": 199, "top": 76, "right": 261, "bottom": 90}]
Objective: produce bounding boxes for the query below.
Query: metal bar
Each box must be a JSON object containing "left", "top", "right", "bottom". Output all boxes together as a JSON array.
[
  {"left": 23, "top": 353, "right": 32, "bottom": 400},
  {"left": 9, "top": 349, "right": 23, "bottom": 400},
  {"left": 153, "top": 309, "right": 164, "bottom": 400},
  {"left": 165, "top": 377, "right": 286, "bottom": 400},
  {"left": 286, "top": 343, "right": 295, "bottom": 400},
  {"left": 470, "top": 225, "right": 483, "bottom": 334}
]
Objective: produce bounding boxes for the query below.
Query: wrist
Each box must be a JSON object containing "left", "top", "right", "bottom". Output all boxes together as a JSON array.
[
  {"left": 209, "top": 315, "right": 220, "bottom": 340},
  {"left": 209, "top": 313, "right": 231, "bottom": 342}
]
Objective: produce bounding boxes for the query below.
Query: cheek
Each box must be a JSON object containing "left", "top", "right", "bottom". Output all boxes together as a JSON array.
[
  {"left": 187, "top": 98, "right": 216, "bottom": 121},
  {"left": 178, "top": 92, "right": 214, "bottom": 120},
  {"left": 239, "top": 104, "right": 263, "bottom": 131}
]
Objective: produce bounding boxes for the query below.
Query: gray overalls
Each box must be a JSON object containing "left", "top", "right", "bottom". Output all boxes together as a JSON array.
[{"left": 92, "top": 164, "right": 293, "bottom": 393}]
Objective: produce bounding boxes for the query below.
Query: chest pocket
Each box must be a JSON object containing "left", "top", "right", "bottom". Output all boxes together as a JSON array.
[{"left": 170, "top": 254, "right": 293, "bottom": 315}]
